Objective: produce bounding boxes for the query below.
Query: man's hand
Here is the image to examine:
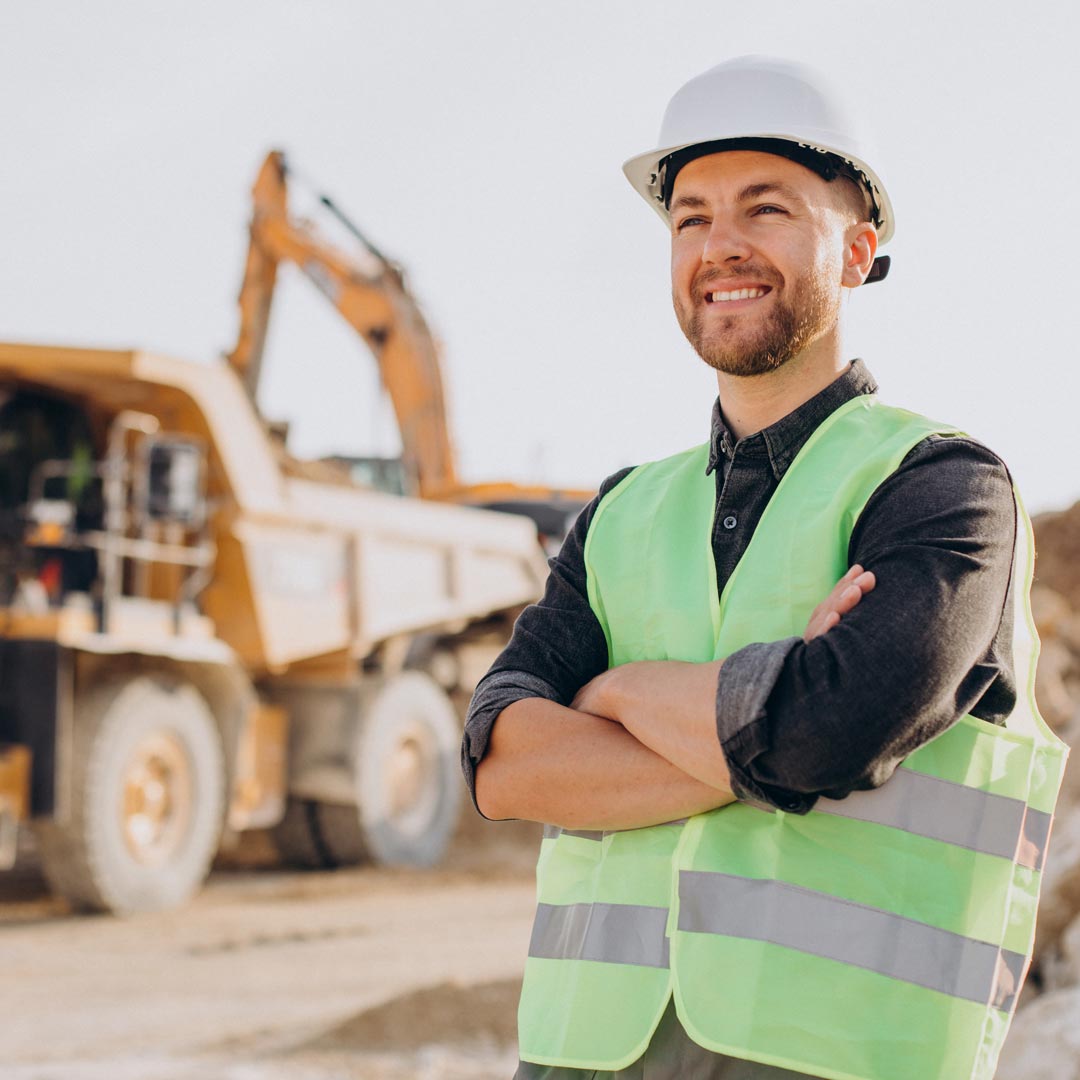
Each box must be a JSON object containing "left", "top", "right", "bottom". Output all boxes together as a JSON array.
[
  {"left": 572, "top": 657, "right": 729, "bottom": 787},
  {"left": 803, "top": 565, "right": 876, "bottom": 642},
  {"left": 572, "top": 658, "right": 721, "bottom": 735}
]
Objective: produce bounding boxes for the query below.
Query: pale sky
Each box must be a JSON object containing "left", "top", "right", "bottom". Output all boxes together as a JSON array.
[{"left": 2, "top": 1, "right": 1077, "bottom": 512}]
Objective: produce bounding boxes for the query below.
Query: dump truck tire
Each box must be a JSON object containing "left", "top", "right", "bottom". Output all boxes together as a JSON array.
[
  {"left": 315, "top": 671, "right": 462, "bottom": 868},
  {"left": 34, "top": 674, "right": 225, "bottom": 914},
  {"left": 272, "top": 796, "right": 337, "bottom": 869},
  {"left": 272, "top": 800, "right": 369, "bottom": 869},
  {"left": 313, "top": 801, "right": 371, "bottom": 865}
]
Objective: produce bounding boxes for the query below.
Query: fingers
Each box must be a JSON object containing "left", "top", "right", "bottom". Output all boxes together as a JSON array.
[
  {"left": 840, "top": 565, "right": 876, "bottom": 591},
  {"left": 834, "top": 585, "right": 861, "bottom": 615},
  {"left": 834, "top": 571, "right": 876, "bottom": 615},
  {"left": 802, "top": 566, "right": 876, "bottom": 643},
  {"left": 853, "top": 568, "right": 876, "bottom": 593}
]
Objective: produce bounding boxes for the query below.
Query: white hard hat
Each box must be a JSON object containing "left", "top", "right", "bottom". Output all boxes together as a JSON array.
[{"left": 623, "top": 56, "right": 894, "bottom": 281}]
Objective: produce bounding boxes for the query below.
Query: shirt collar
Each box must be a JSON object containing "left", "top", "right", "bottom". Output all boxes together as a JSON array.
[{"left": 706, "top": 360, "right": 879, "bottom": 480}]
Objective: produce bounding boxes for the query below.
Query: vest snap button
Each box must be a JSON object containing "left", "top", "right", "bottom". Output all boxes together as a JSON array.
[{"left": 723, "top": 515, "right": 738, "bottom": 530}]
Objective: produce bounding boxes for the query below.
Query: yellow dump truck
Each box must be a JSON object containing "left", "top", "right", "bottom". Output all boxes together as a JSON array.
[{"left": 0, "top": 342, "right": 547, "bottom": 913}]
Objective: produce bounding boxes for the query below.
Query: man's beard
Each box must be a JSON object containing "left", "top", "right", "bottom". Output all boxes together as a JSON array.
[{"left": 675, "top": 264, "right": 839, "bottom": 377}]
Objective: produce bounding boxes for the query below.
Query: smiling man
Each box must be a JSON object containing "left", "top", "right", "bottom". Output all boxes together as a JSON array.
[{"left": 462, "top": 57, "right": 1067, "bottom": 1080}]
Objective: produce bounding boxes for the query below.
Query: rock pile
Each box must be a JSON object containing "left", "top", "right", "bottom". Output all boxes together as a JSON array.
[{"left": 996, "top": 504, "right": 1080, "bottom": 1078}]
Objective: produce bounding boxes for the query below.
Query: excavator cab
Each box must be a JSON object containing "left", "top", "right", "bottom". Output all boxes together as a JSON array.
[{"left": 323, "top": 454, "right": 412, "bottom": 497}]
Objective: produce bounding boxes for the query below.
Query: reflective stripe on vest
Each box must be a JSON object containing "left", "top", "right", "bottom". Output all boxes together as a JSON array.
[
  {"left": 530, "top": 901, "right": 671, "bottom": 968},
  {"left": 677, "top": 870, "right": 1028, "bottom": 1011},
  {"left": 817, "top": 768, "right": 1053, "bottom": 871},
  {"left": 516, "top": 396, "right": 1068, "bottom": 1078}
]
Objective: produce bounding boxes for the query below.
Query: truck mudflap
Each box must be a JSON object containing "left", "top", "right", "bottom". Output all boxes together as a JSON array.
[{"left": 0, "top": 743, "right": 31, "bottom": 868}]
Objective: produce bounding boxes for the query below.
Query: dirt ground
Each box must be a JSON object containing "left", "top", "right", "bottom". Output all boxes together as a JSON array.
[{"left": 0, "top": 812, "right": 542, "bottom": 1080}]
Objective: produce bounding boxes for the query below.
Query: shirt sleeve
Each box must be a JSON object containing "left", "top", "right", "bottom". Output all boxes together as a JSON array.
[
  {"left": 460, "top": 467, "right": 634, "bottom": 813},
  {"left": 715, "top": 435, "right": 1018, "bottom": 813}
]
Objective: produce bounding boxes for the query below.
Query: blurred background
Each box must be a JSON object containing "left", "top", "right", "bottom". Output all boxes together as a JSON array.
[{"left": 2, "top": 2, "right": 1079, "bottom": 1078}]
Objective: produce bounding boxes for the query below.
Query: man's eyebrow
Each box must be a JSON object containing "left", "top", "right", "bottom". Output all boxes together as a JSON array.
[
  {"left": 736, "top": 181, "right": 807, "bottom": 205},
  {"left": 669, "top": 193, "right": 708, "bottom": 214}
]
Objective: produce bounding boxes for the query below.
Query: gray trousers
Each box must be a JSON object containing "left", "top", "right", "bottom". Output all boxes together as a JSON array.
[{"left": 514, "top": 997, "right": 817, "bottom": 1080}]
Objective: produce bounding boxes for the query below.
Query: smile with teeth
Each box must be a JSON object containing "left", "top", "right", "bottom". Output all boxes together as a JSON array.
[{"left": 706, "top": 286, "right": 771, "bottom": 303}]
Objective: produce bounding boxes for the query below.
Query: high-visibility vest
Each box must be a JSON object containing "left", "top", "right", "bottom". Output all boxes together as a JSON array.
[{"left": 517, "top": 396, "right": 1068, "bottom": 1079}]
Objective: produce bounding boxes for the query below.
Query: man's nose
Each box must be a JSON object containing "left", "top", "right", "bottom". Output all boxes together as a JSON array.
[{"left": 702, "top": 216, "right": 752, "bottom": 265}]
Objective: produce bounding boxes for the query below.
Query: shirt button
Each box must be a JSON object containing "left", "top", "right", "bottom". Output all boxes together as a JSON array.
[{"left": 723, "top": 515, "right": 738, "bottom": 530}]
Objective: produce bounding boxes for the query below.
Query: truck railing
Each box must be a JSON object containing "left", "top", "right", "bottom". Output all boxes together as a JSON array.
[{"left": 23, "top": 409, "right": 215, "bottom": 633}]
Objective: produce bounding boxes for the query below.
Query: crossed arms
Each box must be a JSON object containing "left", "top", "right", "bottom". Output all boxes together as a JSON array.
[
  {"left": 465, "top": 435, "right": 1018, "bottom": 831},
  {"left": 475, "top": 569, "right": 874, "bottom": 829}
]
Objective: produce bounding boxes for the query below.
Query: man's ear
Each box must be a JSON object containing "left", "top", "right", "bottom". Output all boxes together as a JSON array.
[{"left": 841, "top": 222, "right": 879, "bottom": 288}]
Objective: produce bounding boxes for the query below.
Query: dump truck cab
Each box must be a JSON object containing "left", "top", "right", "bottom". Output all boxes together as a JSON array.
[{"left": 0, "top": 356, "right": 233, "bottom": 901}]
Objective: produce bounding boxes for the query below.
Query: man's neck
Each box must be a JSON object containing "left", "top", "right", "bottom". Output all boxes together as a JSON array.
[{"left": 715, "top": 344, "right": 850, "bottom": 442}]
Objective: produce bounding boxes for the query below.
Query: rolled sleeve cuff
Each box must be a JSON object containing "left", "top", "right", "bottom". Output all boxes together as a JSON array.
[
  {"left": 716, "top": 637, "right": 816, "bottom": 815},
  {"left": 461, "top": 670, "right": 563, "bottom": 817}
]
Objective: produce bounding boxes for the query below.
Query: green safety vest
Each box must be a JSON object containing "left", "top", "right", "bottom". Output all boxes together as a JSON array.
[{"left": 517, "top": 395, "right": 1068, "bottom": 1080}]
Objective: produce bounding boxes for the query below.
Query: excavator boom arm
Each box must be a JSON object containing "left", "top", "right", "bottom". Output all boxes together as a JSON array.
[{"left": 227, "top": 152, "right": 458, "bottom": 496}]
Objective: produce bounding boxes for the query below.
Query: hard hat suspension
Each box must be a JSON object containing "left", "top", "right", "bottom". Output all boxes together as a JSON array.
[{"left": 655, "top": 137, "right": 883, "bottom": 233}]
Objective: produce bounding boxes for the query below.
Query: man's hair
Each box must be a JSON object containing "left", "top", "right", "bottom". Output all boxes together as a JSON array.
[{"left": 833, "top": 173, "right": 875, "bottom": 226}]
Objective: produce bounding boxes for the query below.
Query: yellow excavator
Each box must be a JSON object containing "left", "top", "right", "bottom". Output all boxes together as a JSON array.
[{"left": 228, "top": 150, "right": 591, "bottom": 548}]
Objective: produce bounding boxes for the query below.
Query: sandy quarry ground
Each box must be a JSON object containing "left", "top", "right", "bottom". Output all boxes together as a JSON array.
[{"left": 0, "top": 814, "right": 541, "bottom": 1080}]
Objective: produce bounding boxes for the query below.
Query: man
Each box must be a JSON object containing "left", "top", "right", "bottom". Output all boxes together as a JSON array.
[{"left": 461, "top": 57, "right": 1066, "bottom": 1080}]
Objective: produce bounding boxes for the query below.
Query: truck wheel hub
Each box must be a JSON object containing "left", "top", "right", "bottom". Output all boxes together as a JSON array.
[
  {"left": 385, "top": 724, "right": 438, "bottom": 833},
  {"left": 121, "top": 732, "right": 193, "bottom": 866}
]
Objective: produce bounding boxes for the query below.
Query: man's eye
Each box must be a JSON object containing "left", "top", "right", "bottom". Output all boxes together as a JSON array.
[
  {"left": 753, "top": 204, "right": 786, "bottom": 216},
  {"left": 675, "top": 215, "right": 706, "bottom": 232}
]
